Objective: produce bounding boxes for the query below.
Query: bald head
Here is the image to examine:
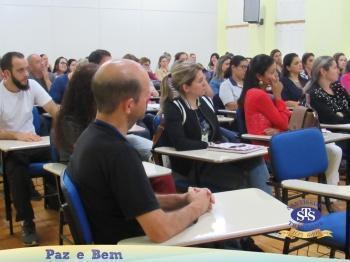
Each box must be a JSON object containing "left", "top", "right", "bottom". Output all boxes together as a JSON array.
[
  {"left": 92, "top": 59, "right": 149, "bottom": 114},
  {"left": 27, "top": 54, "right": 44, "bottom": 73}
]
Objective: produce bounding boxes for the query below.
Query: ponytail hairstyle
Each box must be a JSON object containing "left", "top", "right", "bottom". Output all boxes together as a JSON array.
[
  {"left": 238, "top": 54, "right": 274, "bottom": 114},
  {"left": 224, "top": 55, "right": 246, "bottom": 79},
  {"left": 282, "top": 53, "right": 298, "bottom": 77},
  {"left": 160, "top": 62, "right": 204, "bottom": 110}
]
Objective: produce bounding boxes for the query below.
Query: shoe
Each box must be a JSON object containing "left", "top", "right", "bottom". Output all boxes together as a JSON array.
[
  {"left": 21, "top": 221, "right": 39, "bottom": 246},
  {"left": 30, "top": 188, "right": 42, "bottom": 201},
  {"left": 240, "top": 237, "right": 263, "bottom": 252}
]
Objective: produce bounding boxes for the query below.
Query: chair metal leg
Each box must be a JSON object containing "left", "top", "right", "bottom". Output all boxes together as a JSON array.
[
  {"left": 59, "top": 209, "right": 64, "bottom": 245},
  {"left": 2, "top": 152, "right": 13, "bottom": 235},
  {"left": 282, "top": 188, "right": 288, "bottom": 204},
  {"left": 329, "top": 248, "right": 336, "bottom": 258},
  {"left": 282, "top": 238, "right": 291, "bottom": 254}
]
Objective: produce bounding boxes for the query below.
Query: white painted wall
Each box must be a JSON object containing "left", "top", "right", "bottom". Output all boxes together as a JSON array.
[
  {"left": 276, "top": 0, "right": 305, "bottom": 57},
  {"left": 0, "top": 0, "right": 217, "bottom": 69},
  {"left": 226, "top": 0, "right": 249, "bottom": 56}
]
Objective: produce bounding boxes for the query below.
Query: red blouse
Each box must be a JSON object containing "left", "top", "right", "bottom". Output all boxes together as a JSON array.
[{"left": 244, "top": 88, "right": 291, "bottom": 135}]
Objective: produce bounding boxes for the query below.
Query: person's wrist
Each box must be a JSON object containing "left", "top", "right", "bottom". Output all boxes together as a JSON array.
[{"left": 274, "top": 94, "right": 282, "bottom": 100}]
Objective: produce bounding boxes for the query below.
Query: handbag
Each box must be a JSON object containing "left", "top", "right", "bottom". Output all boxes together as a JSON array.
[{"left": 288, "top": 105, "right": 320, "bottom": 130}]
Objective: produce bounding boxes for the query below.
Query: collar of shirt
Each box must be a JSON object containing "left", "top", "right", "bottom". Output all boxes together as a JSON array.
[
  {"left": 94, "top": 119, "right": 126, "bottom": 141},
  {"left": 229, "top": 77, "right": 238, "bottom": 87}
]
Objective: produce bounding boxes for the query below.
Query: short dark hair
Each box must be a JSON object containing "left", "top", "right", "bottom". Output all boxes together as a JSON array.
[
  {"left": 301, "top": 52, "right": 314, "bottom": 66},
  {"left": 88, "top": 49, "right": 111, "bottom": 64},
  {"left": 0, "top": 51, "right": 24, "bottom": 71},
  {"left": 67, "top": 58, "right": 77, "bottom": 67},
  {"left": 123, "top": 54, "right": 139, "bottom": 62},
  {"left": 92, "top": 74, "right": 142, "bottom": 114},
  {"left": 139, "top": 57, "right": 150, "bottom": 65},
  {"left": 174, "top": 52, "right": 187, "bottom": 61}
]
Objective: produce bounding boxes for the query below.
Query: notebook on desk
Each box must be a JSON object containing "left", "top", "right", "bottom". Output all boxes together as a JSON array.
[{"left": 208, "top": 142, "right": 264, "bottom": 154}]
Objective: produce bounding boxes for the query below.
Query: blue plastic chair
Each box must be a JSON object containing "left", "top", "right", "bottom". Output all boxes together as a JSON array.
[
  {"left": 60, "top": 169, "right": 93, "bottom": 244},
  {"left": 29, "top": 107, "right": 51, "bottom": 194},
  {"left": 269, "top": 128, "right": 349, "bottom": 258}
]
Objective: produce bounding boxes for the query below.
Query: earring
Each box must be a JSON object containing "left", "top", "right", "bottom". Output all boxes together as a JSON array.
[{"left": 258, "top": 80, "right": 264, "bottom": 87}]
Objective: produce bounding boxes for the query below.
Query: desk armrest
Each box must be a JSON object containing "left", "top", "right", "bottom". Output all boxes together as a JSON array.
[{"left": 282, "top": 179, "right": 350, "bottom": 201}]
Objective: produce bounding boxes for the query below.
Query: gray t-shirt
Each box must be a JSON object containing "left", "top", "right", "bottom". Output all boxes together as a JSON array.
[{"left": 29, "top": 72, "right": 55, "bottom": 92}]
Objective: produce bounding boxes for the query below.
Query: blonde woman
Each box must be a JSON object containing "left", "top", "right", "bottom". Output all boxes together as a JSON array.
[{"left": 159, "top": 62, "right": 271, "bottom": 194}]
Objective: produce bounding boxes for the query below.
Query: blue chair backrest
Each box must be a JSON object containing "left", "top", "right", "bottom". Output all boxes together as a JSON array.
[
  {"left": 32, "top": 107, "right": 41, "bottom": 135},
  {"left": 60, "top": 169, "right": 93, "bottom": 244},
  {"left": 153, "top": 114, "right": 162, "bottom": 130},
  {"left": 270, "top": 128, "right": 328, "bottom": 182}
]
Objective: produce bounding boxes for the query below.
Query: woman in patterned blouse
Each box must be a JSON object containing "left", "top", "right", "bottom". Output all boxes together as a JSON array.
[{"left": 307, "top": 56, "right": 350, "bottom": 124}]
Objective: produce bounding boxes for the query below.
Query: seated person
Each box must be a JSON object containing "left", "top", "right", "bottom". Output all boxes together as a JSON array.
[
  {"left": 208, "top": 55, "right": 231, "bottom": 96},
  {"left": 159, "top": 61, "right": 271, "bottom": 194},
  {"left": 280, "top": 53, "right": 307, "bottom": 107},
  {"left": 340, "top": 60, "right": 350, "bottom": 93},
  {"left": 239, "top": 54, "right": 342, "bottom": 186},
  {"left": 67, "top": 59, "right": 213, "bottom": 244},
  {"left": 49, "top": 71, "right": 71, "bottom": 104},
  {"left": 0, "top": 51, "right": 59, "bottom": 245},
  {"left": 219, "top": 55, "right": 248, "bottom": 111},
  {"left": 140, "top": 57, "right": 158, "bottom": 81},
  {"left": 54, "top": 63, "right": 174, "bottom": 193},
  {"left": 27, "top": 54, "right": 55, "bottom": 92},
  {"left": 308, "top": 56, "right": 350, "bottom": 124}
]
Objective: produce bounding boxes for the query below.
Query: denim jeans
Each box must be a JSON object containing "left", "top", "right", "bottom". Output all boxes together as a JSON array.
[{"left": 195, "top": 157, "right": 272, "bottom": 194}]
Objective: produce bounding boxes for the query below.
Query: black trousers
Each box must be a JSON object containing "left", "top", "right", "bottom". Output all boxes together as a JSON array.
[{"left": 5, "top": 147, "right": 51, "bottom": 222}]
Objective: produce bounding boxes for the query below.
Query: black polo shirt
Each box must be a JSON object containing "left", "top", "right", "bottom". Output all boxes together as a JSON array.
[{"left": 67, "top": 120, "right": 159, "bottom": 244}]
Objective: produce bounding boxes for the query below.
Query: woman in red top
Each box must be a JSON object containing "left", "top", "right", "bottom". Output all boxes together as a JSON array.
[
  {"left": 238, "top": 54, "right": 291, "bottom": 136},
  {"left": 238, "top": 54, "right": 341, "bottom": 187}
]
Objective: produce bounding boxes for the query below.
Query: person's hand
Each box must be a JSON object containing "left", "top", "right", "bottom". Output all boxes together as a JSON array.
[
  {"left": 187, "top": 187, "right": 215, "bottom": 213},
  {"left": 270, "top": 77, "right": 283, "bottom": 100},
  {"left": 264, "top": 128, "right": 280, "bottom": 136},
  {"left": 15, "top": 132, "right": 41, "bottom": 142},
  {"left": 188, "top": 187, "right": 215, "bottom": 204},
  {"left": 42, "top": 67, "right": 51, "bottom": 82}
]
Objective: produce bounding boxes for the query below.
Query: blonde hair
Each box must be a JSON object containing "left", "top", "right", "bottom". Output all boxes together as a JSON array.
[
  {"left": 304, "top": 56, "right": 335, "bottom": 92},
  {"left": 160, "top": 62, "right": 204, "bottom": 108},
  {"left": 213, "top": 55, "right": 231, "bottom": 80}
]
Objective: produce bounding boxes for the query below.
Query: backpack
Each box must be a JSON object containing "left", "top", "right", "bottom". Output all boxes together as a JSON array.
[{"left": 152, "top": 97, "right": 215, "bottom": 145}]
